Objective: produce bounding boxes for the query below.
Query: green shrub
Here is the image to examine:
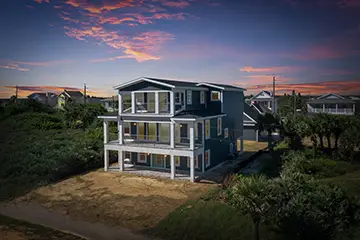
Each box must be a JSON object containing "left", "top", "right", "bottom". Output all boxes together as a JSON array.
[
  {"left": 270, "top": 179, "right": 360, "bottom": 240},
  {"left": 274, "top": 141, "right": 289, "bottom": 151}
]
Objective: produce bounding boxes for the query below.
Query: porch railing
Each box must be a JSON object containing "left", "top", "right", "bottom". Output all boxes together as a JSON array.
[
  {"left": 124, "top": 134, "right": 203, "bottom": 147},
  {"left": 121, "top": 101, "right": 170, "bottom": 114},
  {"left": 308, "top": 108, "right": 354, "bottom": 114}
]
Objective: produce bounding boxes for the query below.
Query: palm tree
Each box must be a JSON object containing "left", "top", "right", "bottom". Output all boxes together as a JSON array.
[{"left": 226, "top": 175, "right": 273, "bottom": 240}]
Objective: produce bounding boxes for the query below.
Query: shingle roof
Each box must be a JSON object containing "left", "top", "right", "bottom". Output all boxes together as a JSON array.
[
  {"left": 244, "top": 104, "right": 260, "bottom": 122},
  {"left": 145, "top": 77, "right": 199, "bottom": 88},
  {"left": 65, "top": 90, "right": 83, "bottom": 98}
]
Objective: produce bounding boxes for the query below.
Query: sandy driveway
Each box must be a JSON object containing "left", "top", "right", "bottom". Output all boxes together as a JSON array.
[{"left": 12, "top": 170, "right": 212, "bottom": 232}]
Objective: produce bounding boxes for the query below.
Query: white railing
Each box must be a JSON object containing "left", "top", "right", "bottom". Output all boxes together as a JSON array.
[{"left": 308, "top": 108, "right": 354, "bottom": 114}]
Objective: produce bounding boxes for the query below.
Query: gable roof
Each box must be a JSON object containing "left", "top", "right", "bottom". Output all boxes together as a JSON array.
[
  {"left": 307, "top": 93, "right": 354, "bottom": 104},
  {"left": 244, "top": 103, "right": 260, "bottom": 123},
  {"left": 250, "top": 90, "right": 273, "bottom": 100},
  {"left": 64, "top": 90, "right": 84, "bottom": 98},
  {"left": 113, "top": 77, "right": 245, "bottom": 92}
]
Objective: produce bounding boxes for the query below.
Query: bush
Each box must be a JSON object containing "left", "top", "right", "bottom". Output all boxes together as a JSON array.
[
  {"left": 270, "top": 179, "right": 360, "bottom": 240},
  {"left": 281, "top": 150, "right": 356, "bottom": 179}
]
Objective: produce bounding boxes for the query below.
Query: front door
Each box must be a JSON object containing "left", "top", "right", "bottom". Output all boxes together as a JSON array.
[
  {"left": 152, "top": 154, "right": 165, "bottom": 168},
  {"left": 180, "top": 123, "right": 188, "bottom": 143}
]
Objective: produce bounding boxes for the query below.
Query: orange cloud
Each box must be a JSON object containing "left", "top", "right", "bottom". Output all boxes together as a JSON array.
[
  {"left": 64, "top": 0, "right": 137, "bottom": 13},
  {"left": 239, "top": 79, "right": 360, "bottom": 95},
  {"left": 237, "top": 75, "right": 292, "bottom": 86},
  {"left": 240, "top": 66, "right": 302, "bottom": 73},
  {"left": 34, "top": 0, "right": 50, "bottom": 3},
  {"left": 160, "top": 1, "right": 190, "bottom": 8}
]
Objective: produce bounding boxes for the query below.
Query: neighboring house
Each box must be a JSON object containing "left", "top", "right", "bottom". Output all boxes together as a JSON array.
[
  {"left": 250, "top": 90, "right": 278, "bottom": 114},
  {"left": 307, "top": 93, "right": 356, "bottom": 115},
  {"left": 243, "top": 103, "right": 260, "bottom": 141},
  {"left": 27, "top": 92, "right": 58, "bottom": 107},
  {"left": 101, "top": 95, "right": 119, "bottom": 112},
  {"left": 98, "top": 77, "right": 245, "bottom": 182},
  {"left": 0, "top": 98, "right": 11, "bottom": 106},
  {"left": 88, "top": 96, "right": 105, "bottom": 104},
  {"left": 57, "top": 90, "right": 84, "bottom": 109}
]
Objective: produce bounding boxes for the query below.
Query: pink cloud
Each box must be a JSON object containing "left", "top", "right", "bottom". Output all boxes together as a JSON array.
[
  {"left": 0, "top": 63, "right": 30, "bottom": 72},
  {"left": 239, "top": 66, "right": 302, "bottom": 73},
  {"left": 160, "top": 1, "right": 191, "bottom": 8},
  {"left": 34, "top": 0, "right": 50, "bottom": 3}
]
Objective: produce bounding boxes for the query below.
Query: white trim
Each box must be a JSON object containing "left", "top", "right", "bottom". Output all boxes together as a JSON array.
[
  {"left": 196, "top": 82, "right": 245, "bottom": 92},
  {"left": 197, "top": 82, "right": 224, "bottom": 90},
  {"left": 205, "top": 119, "right": 210, "bottom": 140},
  {"left": 123, "top": 120, "right": 171, "bottom": 123},
  {"left": 177, "top": 86, "right": 209, "bottom": 91},
  {"left": 244, "top": 123, "right": 256, "bottom": 126},
  {"left": 210, "top": 91, "right": 221, "bottom": 101},
  {"left": 200, "top": 91, "right": 205, "bottom": 104},
  {"left": 138, "top": 152, "right": 147, "bottom": 163},
  {"left": 120, "top": 113, "right": 173, "bottom": 117},
  {"left": 205, "top": 149, "right": 210, "bottom": 167},
  {"left": 217, "top": 117, "right": 222, "bottom": 136},
  {"left": 199, "top": 114, "right": 226, "bottom": 120},
  {"left": 243, "top": 112, "right": 257, "bottom": 123},
  {"left": 250, "top": 90, "right": 272, "bottom": 101},
  {"left": 131, "top": 90, "right": 170, "bottom": 93},
  {"left": 105, "top": 144, "right": 204, "bottom": 158},
  {"left": 220, "top": 91, "right": 224, "bottom": 112},
  {"left": 98, "top": 115, "right": 118, "bottom": 119},
  {"left": 224, "top": 128, "right": 229, "bottom": 138},
  {"left": 251, "top": 104, "right": 263, "bottom": 115},
  {"left": 171, "top": 118, "right": 197, "bottom": 121},
  {"left": 113, "top": 77, "right": 175, "bottom": 90},
  {"left": 187, "top": 90, "right": 192, "bottom": 105}
]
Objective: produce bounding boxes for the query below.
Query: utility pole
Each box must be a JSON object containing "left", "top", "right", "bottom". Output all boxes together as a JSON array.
[
  {"left": 84, "top": 82, "right": 87, "bottom": 105},
  {"left": 15, "top": 85, "right": 18, "bottom": 103},
  {"left": 272, "top": 76, "right": 276, "bottom": 114},
  {"left": 293, "top": 89, "right": 296, "bottom": 116}
]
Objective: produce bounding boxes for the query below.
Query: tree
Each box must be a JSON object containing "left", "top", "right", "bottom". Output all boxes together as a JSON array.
[{"left": 226, "top": 175, "right": 273, "bottom": 240}]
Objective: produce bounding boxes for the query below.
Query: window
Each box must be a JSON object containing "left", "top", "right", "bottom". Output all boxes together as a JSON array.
[
  {"left": 205, "top": 149, "right": 210, "bottom": 167},
  {"left": 124, "top": 151, "right": 131, "bottom": 163},
  {"left": 175, "top": 156, "right": 180, "bottom": 167},
  {"left": 187, "top": 90, "right": 192, "bottom": 105},
  {"left": 217, "top": 117, "right": 222, "bottom": 136},
  {"left": 147, "top": 123, "right": 156, "bottom": 141},
  {"left": 187, "top": 156, "right": 199, "bottom": 169},
  {"left": 205, "top": 120, "right": 210, "bottom": 139},
  {"left": 138, "top": 153, "right": 147, "bottom": 163},
  {"left": 124, "top": 122, "right": 130, "bottom": 135},
  {"left": 229, "top": 143, "right": 234, "bottom": 153},
  {"left": 174, "top": 92, "right": 181, "bottom": 105},
  {"left": 211, "top": 91, "right": 220, "bottom": 101},
  {"left": 224, "top": 128, "right": 229, "bottom": 138},
  {"left": 200, "top": 91, "right": 205, "bottom": 104},
  {"left": 160, "top": 123, "right": 170, "bottom": 142}
]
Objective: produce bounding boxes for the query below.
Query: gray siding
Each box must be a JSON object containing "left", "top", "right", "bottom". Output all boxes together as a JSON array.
[
  {"left": 223, "top": 91, "right": 244, "bottom": 143},
  {"left": 120, "top": 81, "right": 171, "bottom": 92},
  {"left": 204, "top": 117, "right": 230, "bottom": 170},
  {"left": 244, "top": 126, "right": 257, "bottom": 141}
]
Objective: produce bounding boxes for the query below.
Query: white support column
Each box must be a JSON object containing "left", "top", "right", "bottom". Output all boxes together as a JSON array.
[
  {"left": 336, "top": 104, "right": 338, "bottom": 114},
  {"left": 170, "top": 122, "right": 175, "bottom": 148},
  {"left": 118, "top": 120, "right": 123, "bottom": 145},
  {"left": 104, "top": 149, "right": 109, "bottom": 171},
  {"left": 189, "top": 122, "right": 194, "bottom": 150},
  {"left": 170, "top": 91, "right": 174, "bottom": 115},
  {"left": 103, "top": 120, "right": 109, "bottom": 144},
  {"left": 170, "top": 155, "right": 175, "bottom": 179},
  {"left": 131, "top": 92, "right": 136, "bottom": 114},
  {"left": 220, "top": 91, "right": 224, "bottom": 112},
  {"left": 118, "top": 93, "right": 122, "bottom": 114},
  {"left": 190, "top": 155, "right": 195, "bottom": 182},
  {"left": 256, "top": 129, "right": 259, "bottom": 142},
  {"left": 353, "top": 104, "right": 355, "bottom": 114},
  {"left": 323, "top": 104, "right": 325, "bottom": 113},
  {"left": 118, "top": 150, "right": 124, "bottom": 172},
  {"left": 155, "top": 92, "right": 159, "bottom": 114},
  {"left": 202, "top": 120, "right": 205, "bottom": 173}
]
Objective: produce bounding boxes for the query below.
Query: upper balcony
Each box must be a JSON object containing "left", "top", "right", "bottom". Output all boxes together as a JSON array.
[{"left": 119, "top": 91, "right": 185, "bottom": 116}]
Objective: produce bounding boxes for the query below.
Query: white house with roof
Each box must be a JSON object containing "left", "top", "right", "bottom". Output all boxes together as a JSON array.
[
  {"left": 250, "top": 90, "right": 278, "bottom": 114},
  {"left": 307, "top": 93, "right": 356, "bottom": 115}
]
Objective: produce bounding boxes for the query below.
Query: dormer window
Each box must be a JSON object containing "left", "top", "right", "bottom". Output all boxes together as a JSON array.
[{"left": 211, "top": 91, "right": 220, "bottom": 101}]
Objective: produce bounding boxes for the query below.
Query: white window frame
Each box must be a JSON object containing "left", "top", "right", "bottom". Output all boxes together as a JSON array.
[
  {"left": 138, "top": 153, "right": 147, "bottom": 163},
  {"left": 175, "top": 156, "right": 181, "bottom": 167},
  {"left": 187, "top": 90, "right": 192, "bottom": 105},
  {"left": 211, "top": 91, "right": 220, "bottom": 101},
  {"left": 187, "top": 156, "right": 199, "bottom": 169},
  {"left": 217, "top": 117, "right": 222, "bottom": 136},
  {"left": 124, "top": 151, "right": 131, "bottom": 163},
  {"left": 200, "top": 91, "right": 205, "bottom": 104},
  {"left": 124, "top": 122, "right": 131, "bottom": 136},
  {"left": 174, "top": 92, "right": 181, "bottom": 105},
  {"left": 205, "top": 149, "right": 210, "bottom": 167},
  {"left": 224, "top": 128, "right": 228, "bottom": 138},
  {"left": 205, "top": 119, "right": 210, "bottom": 140}
]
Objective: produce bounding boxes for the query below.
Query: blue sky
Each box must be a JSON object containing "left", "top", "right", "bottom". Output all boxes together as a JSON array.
[{"left": 0, "top": 0, "right": 360, "bottom": 97}]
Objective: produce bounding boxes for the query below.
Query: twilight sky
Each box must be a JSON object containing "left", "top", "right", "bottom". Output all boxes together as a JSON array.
[{"left": 0, "top": 0, "right": 360, "bottom": 98}]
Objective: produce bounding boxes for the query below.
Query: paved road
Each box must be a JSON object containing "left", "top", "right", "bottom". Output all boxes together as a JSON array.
[{"left": 0, "top": 202, "right": 157, "bottom": 240}]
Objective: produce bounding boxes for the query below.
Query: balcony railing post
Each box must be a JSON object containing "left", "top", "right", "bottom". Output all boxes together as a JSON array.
[
  {"left": 131, "top": 92, "right": 135, "bottom": 114},
  {"left": 170, "top": 122, "right": 175, "bottom": 148},
  {"left": 190, "top": 122, "right": 194, "bottom": 150},
  {"left": 155, "top": 92, "right": 159, "bottom": 114},
  {"left": 118, "top": 93, "right": 122, "bottom": 114},
  {"left": 170, "top": 91, "right": 174, "bottom": 115}
]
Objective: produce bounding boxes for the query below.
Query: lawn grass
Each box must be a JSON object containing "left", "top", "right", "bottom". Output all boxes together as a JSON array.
[
  {"left": 0, "top": 214, "right": 85, "bottom": 240},
  {"left": 243, "top": 140, "right": 268, "bottom": 152},
  {"left": 148, "top": 198, "right": 276, "bottom": 240}
]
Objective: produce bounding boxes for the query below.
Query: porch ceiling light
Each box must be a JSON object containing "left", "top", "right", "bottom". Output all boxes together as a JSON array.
[
  {"left": 133, "top": 123, "right": 137, "bottom": 126},
  {"left": 180, "top": 124, "right": 182, "bottom": 127}
]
